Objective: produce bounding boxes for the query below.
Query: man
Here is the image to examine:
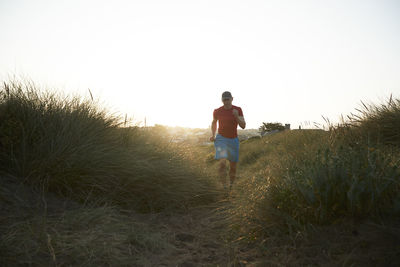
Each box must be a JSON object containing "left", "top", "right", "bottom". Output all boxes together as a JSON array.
[{"left": 210, "top": 91, "right": 246, "bottom": 190}]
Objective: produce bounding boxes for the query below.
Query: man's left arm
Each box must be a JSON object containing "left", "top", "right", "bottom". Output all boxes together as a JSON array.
[{"left": 233, "top": 108, "right": 246, "bottom": 129}]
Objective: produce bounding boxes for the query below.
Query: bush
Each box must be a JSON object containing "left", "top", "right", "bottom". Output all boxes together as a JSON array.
[{"left": 258, "top": 122, "right": 286, "bottom": 133}]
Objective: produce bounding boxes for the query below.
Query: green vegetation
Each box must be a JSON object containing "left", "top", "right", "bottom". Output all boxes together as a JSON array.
[
  {"left": 0, "top": 79, "right": 220, "bottom": 266},
  {"left": 258, "top": 121, "right": 286, "bottom": 134},
  {"left": 0, "top": 80, "right": 219, "bottom": 212},
  {"left": 1, "top": 78, "right": 399, "bottom": 265},
  {"left": 234, "top": 130, "right": 399, "bottom": 228},
  {"left": 221, "top": 96, "right": 400, "bottom": 265}
]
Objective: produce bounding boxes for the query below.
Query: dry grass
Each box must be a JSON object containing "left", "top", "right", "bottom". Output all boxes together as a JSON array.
[
  {"left": 0, "top": 79, "right": 222, "bottom": 266},
  {"left": 1, "top": 78, "right": 400, "bottom": 266},
  {"left": 219, "top": 95, "right": 400, "bottom": 265}
]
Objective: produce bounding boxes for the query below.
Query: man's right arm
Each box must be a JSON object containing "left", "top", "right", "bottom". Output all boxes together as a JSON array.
[{"left": 210, "top": 118, "right": 217, "bottom": 141}]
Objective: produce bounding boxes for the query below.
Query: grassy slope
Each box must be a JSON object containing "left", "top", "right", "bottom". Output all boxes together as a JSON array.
[
  {"left": 226, "top": 106, "right": 400, "bottom": 265},
  {"left": 1, "top": 79, "right": 400, "bottom": 266},
  {"left": 0, "top": 80, "right": 222, "bottom": 266}
]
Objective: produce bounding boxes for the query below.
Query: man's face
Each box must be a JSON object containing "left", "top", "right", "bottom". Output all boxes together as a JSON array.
[{"left": 222, "top": 97, "right": 233, "bottom": 105}]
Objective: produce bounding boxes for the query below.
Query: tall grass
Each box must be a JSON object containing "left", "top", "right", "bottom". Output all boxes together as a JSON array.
[
  {"left": 0, "top": 78, "right": 223, "bottom": 265},
  {"left": 0, "top": 79, "right": 219, "bottom": 212},
  {"left": 230, "top": 95, "right": 400, "bottom": 241},
  {"left": 2, "top": 78, "right": 399, "bottom": 264},
  {"left": 346, "top": 95, "right": 400, "bottom": 147},
  {"left": 0, "top": 200, "right": 172, "bottom": 266}
]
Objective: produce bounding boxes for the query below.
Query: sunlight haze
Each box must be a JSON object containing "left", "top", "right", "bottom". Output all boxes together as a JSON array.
[{"left": 0, "top": 0, "right": 399, "bottom": 129}]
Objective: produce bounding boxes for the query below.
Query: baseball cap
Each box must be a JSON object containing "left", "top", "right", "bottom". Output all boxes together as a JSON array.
[{"left": 222, "top": 91, "right": 232, "bottom": 99}]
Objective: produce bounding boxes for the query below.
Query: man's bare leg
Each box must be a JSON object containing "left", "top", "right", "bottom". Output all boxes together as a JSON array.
[
  {"left": 229, "top": 161, "right": 237, "bottom": 189},
  {"left": 218, "top": 159, "right": 227, "bottom": 188}
]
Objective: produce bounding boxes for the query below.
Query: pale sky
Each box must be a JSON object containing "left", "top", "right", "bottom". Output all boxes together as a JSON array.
[{"left": 1, "top": 0, "right": 399, "bottom": 129}]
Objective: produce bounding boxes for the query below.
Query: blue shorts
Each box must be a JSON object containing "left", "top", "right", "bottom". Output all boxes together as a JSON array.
[{"left": 214, "top": 134, "right": 240, "bottom": 162}]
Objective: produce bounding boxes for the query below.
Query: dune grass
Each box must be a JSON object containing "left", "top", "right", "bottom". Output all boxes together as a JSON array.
[
  {"left": 0, "top": 79, "right": 219, "bottom": 212},
  {"left": 1, "top": 204, "right": 172, "bottom": 266},
  {"left": 344, "top": 95, "right": 400, "bottom": 147},
  {"left": 0, "top": 79, "right": 221, "bottom": 265},
  {"left": 2, "top": 78, "right": 400, "bottom": 265},
  {"left": 229, "top": 99, "right": 400, "bottom": 232}
]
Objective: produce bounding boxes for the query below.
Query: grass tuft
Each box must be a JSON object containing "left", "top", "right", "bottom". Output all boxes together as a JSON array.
[
  {"left": 230, "top": 95, "right": 400, "bottom": 241},
  {"left": 0, "top": 79, "right": 219, "bottom": 212}
]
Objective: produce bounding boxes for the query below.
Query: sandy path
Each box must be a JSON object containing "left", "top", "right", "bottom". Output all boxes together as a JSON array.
[{"left": 136, "top": 195, "right": 259, "bottom": 266}]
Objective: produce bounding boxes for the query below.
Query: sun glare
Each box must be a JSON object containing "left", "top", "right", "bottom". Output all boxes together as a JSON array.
[{"left": 0, "top": 0, "right": 399, "bottom": 129}]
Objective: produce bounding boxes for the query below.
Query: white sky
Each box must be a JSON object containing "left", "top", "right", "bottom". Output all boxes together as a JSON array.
[{"left": 1, "top": 0, "right": 399, "bottom": 129}]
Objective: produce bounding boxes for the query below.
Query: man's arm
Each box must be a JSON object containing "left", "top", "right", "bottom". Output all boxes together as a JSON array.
[
  {"left": 237, "top": 116, "right": 246, "bottom": 129},
  {"left": 233, "top": 109, "right": 246, "bottom": 129},
  {"left": 210, "top": 118, "right": 217, "bottom": 141}
]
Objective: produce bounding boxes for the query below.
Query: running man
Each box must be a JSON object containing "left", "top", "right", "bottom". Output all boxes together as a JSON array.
[{"left": 210, "top": 91, "right": 246, "bottom": 190}]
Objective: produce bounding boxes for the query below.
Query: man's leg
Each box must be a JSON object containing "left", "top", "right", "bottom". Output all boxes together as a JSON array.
[
  {"left": 218, "top": 159, "right": 227, "bottom": 187},
  {"left": 229, "top": 161, "right": 237, "bottom": 188}
]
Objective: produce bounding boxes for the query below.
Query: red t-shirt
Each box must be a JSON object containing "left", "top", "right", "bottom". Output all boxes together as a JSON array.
[{"left": 213, "top": 105, "right": 243, "bottom": 138}]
